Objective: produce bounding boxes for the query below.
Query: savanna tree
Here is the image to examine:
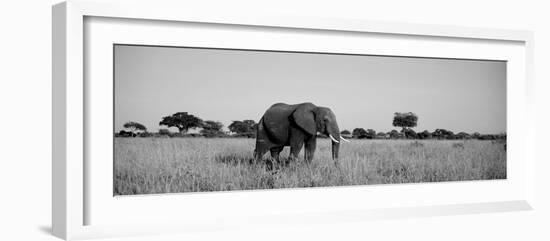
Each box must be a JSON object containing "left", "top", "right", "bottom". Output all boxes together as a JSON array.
[
  {"left": 388, "top": 129, "right": 400, "bottom": 139},
  {"left": 123, "top": 121, "right": 147, "bottom": 133},
  {"left": 417, "top": 130, "right": 432, "bottom": 139},
  {"left": 456, "top": 132, "right": 471, "bottom": 139},
  {"left": 159, "top": 112, "right": 203, "bottom": 134},
  {"left": 229, "top": 120, "right": 257, "bottom": 138},
  {"left": 393, "top": 112, "right": 418, "bottom": 132},
  {"left": 403, "top": 128, "right": 417, "bottom": 139},
  {"left": 432, "top": 129, "right": 454, "bottom": 139},
  {"left": 158, "top": 128, "right": 170, "bottom": 136},
  {"left": 352, "top": 128, "right": 368, "bottom": 139},
  {"left": 366, "top": 129, "right": 376, "bottom": 139},
  {"left": 479, "top": 134, "right": 496, "bottom": 140},
  {"left": 340, "top": 130, "right": 351, "bottom": 136},
  {"left": 117, "top": 130, "right": 136, "bottom": 137},
  {"left": 200, "top": 120, "right": 225, "bottom": 137}
]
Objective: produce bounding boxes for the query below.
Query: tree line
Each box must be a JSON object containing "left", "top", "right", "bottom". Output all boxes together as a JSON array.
[
  {"left": 117, "top": 111, "right": 505, "bottom": 140},
  {"left": 117, "top": 112, "right": 257, "bottom": 138},
  {"left": 342, "top": 112, "right": 505, "bottom": 140}
]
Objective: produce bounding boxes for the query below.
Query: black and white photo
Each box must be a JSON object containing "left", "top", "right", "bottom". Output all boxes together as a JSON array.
[{"left": 113, "top": 44, "right": 506, "bottom": 195}]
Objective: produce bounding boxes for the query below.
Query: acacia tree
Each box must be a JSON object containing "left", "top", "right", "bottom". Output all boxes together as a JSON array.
[
  {"left": 200, "top": 120, "right": 225, "bottom": 137},
  {"left": 352, "top": 128, "right": 368, "bottom": 139},
  {"left": 393, "top": 112, "right": 418, "bottom": 132},
  {"left": 123, "top": 121, "right": 147, "bottom": 133},
  {"left": 159, "top": 112, "right": 203, "bottom": 134},
  {"left": 365, "top": 129, "right": 376, "bottom": 139},
  {"left": 376, "top": 132, "right": 387, "bottom": 139},
  {"left": 158, "top": 128, "right": 170, "bottom": 136},
  {"left": 433, "top": 128, "right": 454, "bottom": 139},
  {"left": 388, "top": 129, "right": 401, "bottom": 139},
  {"left": 228, "top": 120, "right": 257, "bottom": 138},
  {"left": 402, "top": 128, "right": 417, "bottom": 139},
  {"left": 418, "top": 130, "right": 432, "bottom": 139},
  {"left": 456, "top": 132, "right": 471, "bottom": 139},
  {"left": 340, "top": 130, "right": 351, "bottom": 136}
]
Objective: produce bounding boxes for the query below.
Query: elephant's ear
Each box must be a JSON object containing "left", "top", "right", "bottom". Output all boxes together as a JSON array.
[{"left": 292, "top": 104, "right": 317, "bottom": 136}]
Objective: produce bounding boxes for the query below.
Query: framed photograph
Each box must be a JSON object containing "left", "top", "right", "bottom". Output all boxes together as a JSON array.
[{"left": 53, "top": 0, "right": 535, "bottom": 240}]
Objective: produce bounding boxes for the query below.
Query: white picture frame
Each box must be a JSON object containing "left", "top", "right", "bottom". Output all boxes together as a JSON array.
[{"left": 52, "top": 0, "right": 535, "bottom": 240}]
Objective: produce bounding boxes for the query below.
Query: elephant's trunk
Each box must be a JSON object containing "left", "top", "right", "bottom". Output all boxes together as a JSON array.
[
  {"left": 332, "top": 140, "right": 340, "bottom": 160},
  {"left": 328, "top": 129, "right": 340, "bottom": 160}
]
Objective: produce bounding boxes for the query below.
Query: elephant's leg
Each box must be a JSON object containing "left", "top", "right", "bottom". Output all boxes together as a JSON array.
[
  {"left": 304, "top": 137, "right": 317, "bottom": 164},
  {"left": 289, "top": 141, "right": 304, "bottom": 162},
  {"left": 266, "top": 146, "right": 283, "bottom": 170},
  {"left": 289, "top": 144, "right": 303, "bottom": 162},
  {"left": 253, "top": 142, "right": 269, "bottom": 164},
  {"left": 270, "top": 146, "right": 284, "bottom": 162},
  {"left": 289, "top": 126, "right": 306, "bottom": 161}
]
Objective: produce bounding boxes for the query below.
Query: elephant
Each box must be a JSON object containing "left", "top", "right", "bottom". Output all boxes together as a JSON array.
[{"left": 254, "top": 102, "right": 349, "bottom": 164}]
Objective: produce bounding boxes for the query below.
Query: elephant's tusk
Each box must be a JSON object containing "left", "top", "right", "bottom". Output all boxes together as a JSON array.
[
  {"left": 340, "top": 136, "right": 350, "bottom": 143},
  {"left": 329, "top": 135, "right": 340, "bottom": 143}
]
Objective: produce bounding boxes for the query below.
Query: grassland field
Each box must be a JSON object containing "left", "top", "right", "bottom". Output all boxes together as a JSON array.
[{"left": 114, "top": 137, "right": 506, "bottom": 195}]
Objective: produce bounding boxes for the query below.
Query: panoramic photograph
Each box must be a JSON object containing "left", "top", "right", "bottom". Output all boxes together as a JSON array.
[{"left": 113, "top": 44, "right": 506, "bottom": 195}]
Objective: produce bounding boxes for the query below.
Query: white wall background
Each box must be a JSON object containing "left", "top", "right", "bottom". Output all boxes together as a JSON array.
[{"left": 0, "top": 0, "right": 548, "bottom": 240}]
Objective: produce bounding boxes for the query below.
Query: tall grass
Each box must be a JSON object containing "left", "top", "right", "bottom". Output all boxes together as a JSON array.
[{"left": 114, "top": 138, "right": 506, "bottom": 195}]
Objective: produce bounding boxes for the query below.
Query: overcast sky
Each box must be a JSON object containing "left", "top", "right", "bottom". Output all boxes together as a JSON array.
[{"left": 114, "top": 45, "right": 506, "bottom": 134}]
